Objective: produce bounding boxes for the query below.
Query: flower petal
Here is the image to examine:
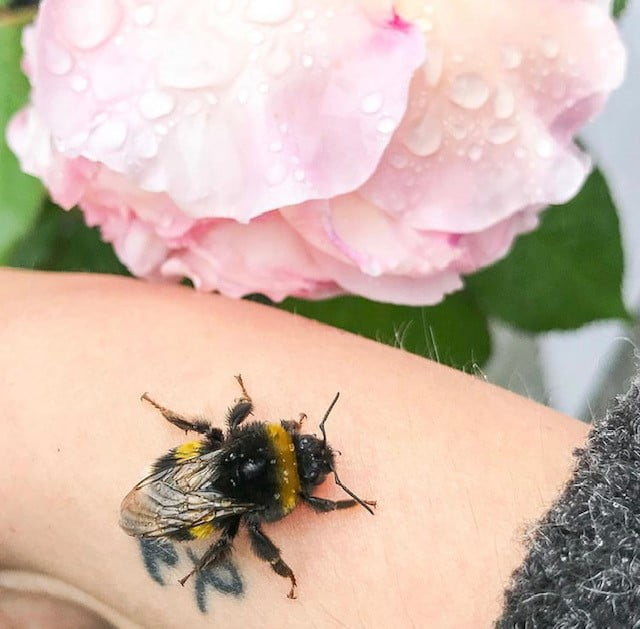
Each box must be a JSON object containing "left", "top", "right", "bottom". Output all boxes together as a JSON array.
[
  {"left": 28, "top": 0, "right": 425, "bottom": 221},
  {"left": 360, "top": 0, "right": 626, "bottom": 232}
]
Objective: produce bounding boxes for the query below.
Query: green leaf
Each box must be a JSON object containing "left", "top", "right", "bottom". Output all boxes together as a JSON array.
[
  {"left": 467, "top": 170, "right": 629, "bottom": 332},
  {"left": 0, "top": 23, "right": 44, "bottom": 263},
  {"left": 280, "top": 290, "right": 491, "bottom": 369},
  {"left": 8, "top": 201, "right": 130, "bottom": 275},
  {"left": 613, "top": 0, "right": 628, "bottom": 18}
]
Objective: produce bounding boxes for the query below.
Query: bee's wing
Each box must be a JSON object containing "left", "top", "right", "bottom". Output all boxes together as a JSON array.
[{"left": 120, "top": 449, "right": 255, "bottom": 538}]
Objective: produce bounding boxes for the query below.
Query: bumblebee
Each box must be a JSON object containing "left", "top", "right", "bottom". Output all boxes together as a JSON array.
[{"left": 120, "top": 375, "right": 375, "bottom": 598}]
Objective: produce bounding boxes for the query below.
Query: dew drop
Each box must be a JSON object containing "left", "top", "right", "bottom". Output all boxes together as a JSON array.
[
  {"left": 293, "top": 168, "right": 305, "bottom": 182},
  {"left": 89, "top": 118, "right": 128, "bottom": 151},
  {"left": 59, "top": 0, "right": 123, "bottom": 50},
  {"left": 487, "top": 123, "right": 518, "bottom": 145},
  {"left": 133, "top": 3, "right": 155, "bottom": 26},
  {"left": 536, "top": 137, "right": 554, "bottom": 158},
  {"left": 257, "top": 82, "right": 270, "bottom": 94},
  {"left": 301, "top": 54, "right": 314, "bottom": 68},
  {"left": 245, "top": 0, "right": 295, "bottom": 25},
  {"left": 376, "top": 117, "right": 396, "bottom": 134},
  {"left": 449, "top": 74, "right": 490, "bottom": 110},
  {"left": 403, "top": 115, "right": 442, "bottom": 157},
  {"left": 501, "top": 45, "right": 523, "bottom": 69},
  {"left": 138, "top": 91, "right": 175, "bottom": 119},
  {"left": 69, "top": 74, "right": 89, "bottom": 92},
  {"left": 361, "top": 92, "right": 384, "bottom": 115},
  {"left": 493, "top": 84, "right": 515, "bottom": 119}
]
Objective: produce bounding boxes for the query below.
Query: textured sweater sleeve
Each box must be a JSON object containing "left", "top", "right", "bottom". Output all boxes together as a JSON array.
[{"left": 497, "top": 380, "right": 640, "bottom": 628}]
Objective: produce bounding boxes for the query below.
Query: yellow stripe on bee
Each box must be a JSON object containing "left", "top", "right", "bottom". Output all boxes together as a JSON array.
[
  {"left": 266, "top": 423, "right": 300, "bottom": 514},
  {"left": 189, "top": 522, "right": 216, "bottom": 539},
  {"left": 174, "top": 441, "right": 203, "bottom": 460}
]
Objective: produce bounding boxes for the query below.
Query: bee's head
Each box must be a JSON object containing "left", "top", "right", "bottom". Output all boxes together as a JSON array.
[
  {"left": 294, "top": 433, "right": 335, "bottom": 487},
  {"left": 294, "top": 393, "right": 374, "bottom": 515}
]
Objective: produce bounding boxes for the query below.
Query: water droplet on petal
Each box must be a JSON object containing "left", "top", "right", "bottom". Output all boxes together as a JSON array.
[
  {"left": 89, "top": 119, "right": 128, "bottom": 151},
  {"left": 59, "top": 0, "right": 123, "bottom": 50},
  {"left": 449, "top": 74, "right": 490, "bottom": 110},
  {"left": 536, "top": 138, "right": 554, "bottom": 158},
  {"left": 501, "top": 45, "right": 523, "bottom": 69},
  {"left": 293, "top": 168, "right": 305, "bottom": 182},
  {"left": 301, "top": 54, "right": 314, "bottom": 68},
  {"left": 493, "top": 84, "right": 515, "bottom": 119},
  {"left": 403, "top": 115, "right": 442, "bottom": 157},
  {"left": 69, "top": 74, "right": 89, "bottom": 92},
  {"left": 487, "top": 123, "right": 518, "bottom": 145},
  {"left": 138, "top": 91, "right": 175, "bottom": 119},
  {"left": 44, "top": 41, "right": 73, "bottom": 75},
  {"left": 361, "top": 92, "right": 384, "bottom": 114},
  {"left": 377, "top": 117, "right": 396, "bottom": 134},
  {"left": 133, "top": 3, "right": 155, "bottom": 26},
  {"left": 245, "top": 0, "right": 295, "bottom": 25}
]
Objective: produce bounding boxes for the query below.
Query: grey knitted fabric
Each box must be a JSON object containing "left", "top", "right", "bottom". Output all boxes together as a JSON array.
[{"left": 497, "top": 380, "right": 640, "bottom": 628}]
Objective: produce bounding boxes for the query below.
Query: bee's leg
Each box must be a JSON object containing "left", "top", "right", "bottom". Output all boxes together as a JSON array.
[
  {"left": 141, "top": 393, "right": 224, "bottom": 443},
  {"left": 245, "top": 516, "right": 297, "bottom": 599},
  {"left": 178, "top": 518, "right": 240, "bottom": 587},
  {"left": 226, "top": 375, "right": 254, "bottom": 433},
  {"left": 301, "top": 493, "right": 377, "bottom": 512}
]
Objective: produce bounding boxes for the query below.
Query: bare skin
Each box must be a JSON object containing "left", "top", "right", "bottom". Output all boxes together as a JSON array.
[{"left": 0, "top": 269, "right": 588, "bottom": 628}]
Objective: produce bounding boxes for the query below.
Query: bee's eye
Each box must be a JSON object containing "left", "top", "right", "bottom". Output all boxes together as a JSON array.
[{"left": 240, "top": 458, "right": 266, "bottom": 480}]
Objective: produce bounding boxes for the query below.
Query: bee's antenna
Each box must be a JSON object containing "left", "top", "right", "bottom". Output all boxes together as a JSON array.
[
  {"left": 332, "top": 467, "right": 375, "bottom": 515},
  {"left": 319, "top": 392, "right": 340, "bottom": 448}
]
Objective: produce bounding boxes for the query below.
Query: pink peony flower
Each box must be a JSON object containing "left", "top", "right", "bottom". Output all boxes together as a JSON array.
[{"left": 8, "top": 0, "right": 625, "bottom": 304}]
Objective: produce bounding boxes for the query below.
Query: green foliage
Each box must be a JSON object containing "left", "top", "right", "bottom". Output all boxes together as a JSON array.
[
  {"left": 0, "top": 23, "right": 44, "bottom": 262},
  {"left": 8, "top": 201, "right": 130, "bottom": 275},
  {"left": 280, "top": 290, "right": 491, "bottom": 369},
  {"left": 613, "top": 0, "right": 628, "bottom": 18},
  {"left": 467, "top": 170, "right": 629, "bottom": 332}
]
